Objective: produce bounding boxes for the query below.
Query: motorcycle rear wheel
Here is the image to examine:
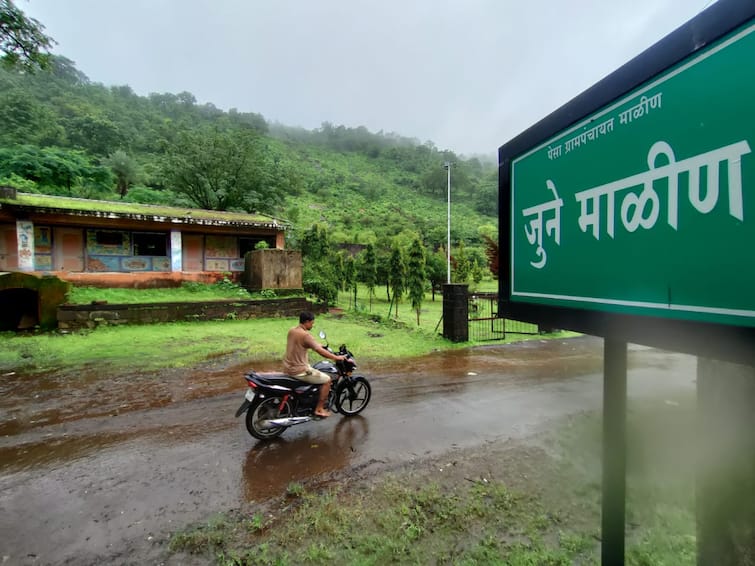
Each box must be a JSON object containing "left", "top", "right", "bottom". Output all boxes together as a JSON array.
[
  {"left": 246, "top": 397, "right": 291, "bottom": 440},
  {"left": 335, "top": 377, "right": 371, "bottom": 416}
]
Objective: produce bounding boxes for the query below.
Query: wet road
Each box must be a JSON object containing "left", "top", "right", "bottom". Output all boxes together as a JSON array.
[{"left": 0, "top": 336, "right": 697, "bottom": 565}]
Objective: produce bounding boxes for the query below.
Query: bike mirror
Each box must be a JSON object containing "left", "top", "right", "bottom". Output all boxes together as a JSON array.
[{"left": 318, "top": 330, "right": 326, "bottom": 340}]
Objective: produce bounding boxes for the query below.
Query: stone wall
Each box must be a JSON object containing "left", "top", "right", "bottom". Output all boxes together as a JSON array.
[
  {"left": 243, "top": 249, "right": 302, "bottom": 290},
  {"left": 57, "top": 297, "right": 324, "bottom": 330}
]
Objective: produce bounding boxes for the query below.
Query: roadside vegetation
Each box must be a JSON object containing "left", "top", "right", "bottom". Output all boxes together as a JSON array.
[
  {"left": 0, "top": 279, "right": 564, "bottom": 374},
  {"left": 169, "top": 392, "right": 697, "bottom": 565},
  {"left": 65, "top": 277, "right": 279, "bottom": 305}
]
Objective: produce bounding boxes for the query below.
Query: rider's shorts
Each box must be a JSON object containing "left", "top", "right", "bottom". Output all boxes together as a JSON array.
[{"left": 292, "top": 365, "right": 330, "bottom": 385}]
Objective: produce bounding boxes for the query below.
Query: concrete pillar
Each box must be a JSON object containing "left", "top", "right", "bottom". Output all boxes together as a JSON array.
[
  {"left": 442, "top": 283, "right": 468, "bottom": 342},
  {"left": 170, "top": 230, "right": 182, "bottom": 272},
  {"left": 16, "top": 220, "right": 34, "bottom": 272},
  {"left": 697, "top": 357, "right": 755, "bottom": 566}
]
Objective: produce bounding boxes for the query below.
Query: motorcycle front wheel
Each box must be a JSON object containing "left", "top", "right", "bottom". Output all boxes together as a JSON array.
[
  {"left": 246, "top": 397, "right": 291, "bottom": 440},
  {"left": 335, "top": 377, "right": 371, "bottom": 416}
]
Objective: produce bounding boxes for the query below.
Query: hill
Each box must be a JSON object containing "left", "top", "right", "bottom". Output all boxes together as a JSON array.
[{"left": 0, "top": 55, "right": 497, "bottom": 254}]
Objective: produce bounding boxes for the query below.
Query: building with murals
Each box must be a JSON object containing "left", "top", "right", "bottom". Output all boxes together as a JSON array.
[{"left": 0, "top": 187, "right": 288, "bottom": 286}]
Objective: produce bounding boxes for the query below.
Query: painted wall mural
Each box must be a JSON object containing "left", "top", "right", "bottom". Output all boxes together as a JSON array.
[{"left": 34, "top": 226, "right": 53, "bottom": 270}]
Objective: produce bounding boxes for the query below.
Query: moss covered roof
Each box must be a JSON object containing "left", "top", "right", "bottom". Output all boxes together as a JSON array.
[{"left": 0, "top": 191, "right": 287, "bottom": 230}]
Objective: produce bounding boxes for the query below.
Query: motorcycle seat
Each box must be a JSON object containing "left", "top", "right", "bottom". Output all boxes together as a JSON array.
[{"left": 247, "top": 371, "right": 312, "bottom": 387}]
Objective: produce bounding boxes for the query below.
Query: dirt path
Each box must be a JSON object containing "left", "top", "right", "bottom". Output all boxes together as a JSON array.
[{"left": 0, "top": 336, "right": 696, "bottom": 565}]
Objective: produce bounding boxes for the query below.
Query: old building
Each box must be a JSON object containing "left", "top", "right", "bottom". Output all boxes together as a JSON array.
[{"left": 0, "top": 187, "right": 289, "bottom": 287}]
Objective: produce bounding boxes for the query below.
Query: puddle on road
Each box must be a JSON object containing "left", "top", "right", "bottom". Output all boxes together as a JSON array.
[
  {"left": 0, "top": 359, "right": 280, "bottom": 435},
  {"left": 241, "top": 416, "right": 369, "bottom": 502},
  {"left": 0, "top": 430, "right": 136, "bottom": 473},
  {"left": 0, "top": 419, "right": 233, "bottom": 474}
]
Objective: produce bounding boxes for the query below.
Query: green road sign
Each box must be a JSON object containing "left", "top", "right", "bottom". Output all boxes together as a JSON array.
[{"left": 509, "top": 21, "right": 755, "bottom": 328}]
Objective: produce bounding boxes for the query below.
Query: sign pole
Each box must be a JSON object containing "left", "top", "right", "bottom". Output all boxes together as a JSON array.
[
  {"left": 602, "top": 339, "right": 627, "bottom": 565},
  {"left": 445, "top": 161, "right": 451, "bottom": 284}
]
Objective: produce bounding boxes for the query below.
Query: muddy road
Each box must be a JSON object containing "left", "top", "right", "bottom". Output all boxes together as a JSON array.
[{"left": 0, "top": 336, "right": 696, "bottom": 565}]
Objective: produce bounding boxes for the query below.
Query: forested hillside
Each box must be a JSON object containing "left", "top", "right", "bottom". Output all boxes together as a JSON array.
[{"left": 0, "top": 51, "right": 498, "bottom": 246}]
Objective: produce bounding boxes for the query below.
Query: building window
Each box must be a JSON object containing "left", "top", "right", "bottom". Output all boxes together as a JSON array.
[
  {"left": 95, "top": 230, "right": 125, "bottom": 247},
  {"left": 133, "top": 232, "right": 167, "bottom": 256}
]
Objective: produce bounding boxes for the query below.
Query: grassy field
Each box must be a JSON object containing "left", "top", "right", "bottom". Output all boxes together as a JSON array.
[{"left": 2, "top": 279, "right": 559, "bottom": 374}]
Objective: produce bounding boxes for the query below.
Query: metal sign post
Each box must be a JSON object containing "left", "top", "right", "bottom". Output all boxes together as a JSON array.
[
  {"left": 602, "top": 340, "right": 627, "bottom": 566},
  {"left": 497, "top": 1, "right": 755, "bottom": 563}
]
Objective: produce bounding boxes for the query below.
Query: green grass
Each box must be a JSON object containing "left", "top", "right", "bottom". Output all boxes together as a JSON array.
[
  {"left": 2, "top": 279, "right": 568, "bottom": 374},
  {"left": 65, "top": 279, "right": 275, "bottom": 304},
  {"left": 0, "top": 314, "right": 454, "bottom": 373}
]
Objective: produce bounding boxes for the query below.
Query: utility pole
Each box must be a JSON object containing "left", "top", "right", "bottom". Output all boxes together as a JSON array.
[{"left": 444, "top": 161, "right": 451, "bottom": 284}]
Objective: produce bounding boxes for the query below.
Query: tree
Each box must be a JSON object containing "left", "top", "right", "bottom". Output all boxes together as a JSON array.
[
  {"left": 406, "top": 238, "right": 427, "bottom": 325},
  {"left": 103, "top": 150, "right": 139, "bottom": 197},
  {"left": 162, "top": 126, "right": 278, "bottom": 213},
  {"left": 481, "top": 234, "right": 499, "bottom": 278},
  {"left": 0, "top": 89, "right": 65, "bottom": 146},
  {"left": 387, "top": 243, "right": 406, "bottom": 319},
  {"left": 300, "top": 224, "right": 330, "bottom": 260},
  {"left": 0, "top": 0, "right": 54, "bottom": 71},
  {"left": 453, "top": 241, "right": 472, "bottom": 284},
  {"left": 66, "top": 112, "right": 121, "bottom": 156},
  {"left": 359, "top": 243, "right": 378, "bottom": 311},
  {"left": 300, "top": 223, "right": 339, "bottom": 306},
  {"left": 343, "top": 254, "right": 357, "bottom": 308},
  {"left": 0, "top": 145, "right": 112, "bottom": 194},
  {"left": 426, "top": 248, "right": 447, "bottom": 300}
]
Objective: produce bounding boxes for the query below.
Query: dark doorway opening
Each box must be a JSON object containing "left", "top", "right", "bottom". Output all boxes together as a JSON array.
[{"left": 0, "top": 288, "right": 39, "bottom": 330}]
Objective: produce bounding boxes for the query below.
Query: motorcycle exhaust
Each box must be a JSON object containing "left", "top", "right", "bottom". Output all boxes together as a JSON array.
[{"left": 259, "top": 416, "right": 313, "bottom": 428}]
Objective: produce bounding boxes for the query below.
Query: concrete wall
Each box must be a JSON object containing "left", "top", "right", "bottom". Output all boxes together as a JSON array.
[
  {"left": 244, "top": 249, "right": 302, "bottom": 290},
  {"left": 57, "top": 297, "right": 324, "bottom": 330}
]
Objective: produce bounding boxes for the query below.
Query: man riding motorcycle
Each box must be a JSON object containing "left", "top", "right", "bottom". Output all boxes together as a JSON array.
[{"left": 282, "top": 311, "right": 347, "bottom": 418}]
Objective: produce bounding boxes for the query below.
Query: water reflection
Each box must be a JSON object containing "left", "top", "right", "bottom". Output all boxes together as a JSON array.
[
  {"left": 241, "top": 416, "right": 369, "bottom": 501},
  {"left": 0, "top": 432, "right": 132, "bottom": 473}
]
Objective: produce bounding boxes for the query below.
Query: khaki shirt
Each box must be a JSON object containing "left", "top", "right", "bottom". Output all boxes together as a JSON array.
[{"left": 283, "top": 324, "right": 319, "bottom": 376}]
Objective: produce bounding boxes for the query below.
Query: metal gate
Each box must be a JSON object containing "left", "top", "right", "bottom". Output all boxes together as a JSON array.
[{"left": 468, "top": 292, "right": 539, "bottom": 341}]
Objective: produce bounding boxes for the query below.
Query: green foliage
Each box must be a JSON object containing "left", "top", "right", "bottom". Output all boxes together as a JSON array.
[
  {"left": 0, "top": 89, "right": 65, "bottom": 146},
  {"left": 358, "top": 243, "right": 378, "bottom": 309},
  {"left": 453, "top": 240, "right": 472, "bottom": 284},
  {"left": 0, "top": 52, "right": 499, "bottom": 269},
  {"left": 122, "top": 185, "right": 177, "bottom": 205},
  {"left": 300, "top": 224, "right": 341, "bottom": 305},
  {"left": 168, "top": 514, "right": 232, "bottom": 555},
  {"left": 161, "top": 125, "right": 278, "bottom": 213},
  {"left": 0, "top": 171, "right": 36, "bottom": 191},
  {"left": 300, "top": 223, "right": 330, "bottom": 260},
  {"left": 302, "top": 262, "right": 339, "bottom": 306},
  {"left": 406, "top": 238, "right": 427, "bottom": 325},
  {"left": 103, "top": 149, "right": 139, "bottom": 197},
  {"left": 426, "top": 247, "right": 448, "bottom": 296},
  {"left": 387, "top": 243, "right": 407, "bottom": 318},
  {"left": 0, "top": 145, "right": 113, "bottom": 195},
  {"left": 0, "top": 0, "right": 54, "bottom": 71}
]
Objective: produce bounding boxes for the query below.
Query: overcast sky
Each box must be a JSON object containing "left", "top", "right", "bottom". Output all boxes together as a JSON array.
[{"left": 21, "top": 0, "right": 713, "bottom": 157}]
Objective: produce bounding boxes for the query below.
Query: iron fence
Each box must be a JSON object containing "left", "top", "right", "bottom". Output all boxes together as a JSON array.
[{"left": 468, "top": 292, "right": 539, "bottom": 341}]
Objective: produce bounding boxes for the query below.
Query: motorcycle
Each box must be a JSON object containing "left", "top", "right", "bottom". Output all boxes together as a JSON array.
[{"left": 235, "top": 332, "right": 372, "bottom": 440}]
